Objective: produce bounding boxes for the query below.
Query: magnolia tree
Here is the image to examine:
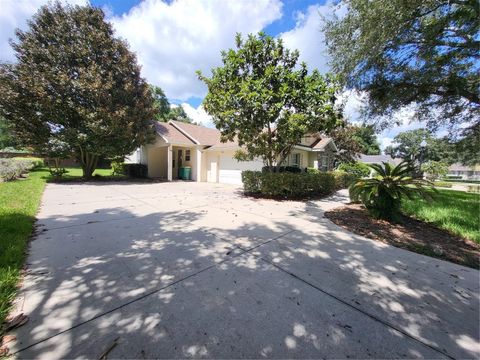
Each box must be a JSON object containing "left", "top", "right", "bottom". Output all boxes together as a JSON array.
[
  {"left": 198, "top": 33, "right": 342, "bottom": 170},
  {"left": 0, "top": 2, "right": 156, "bottom": 179}
]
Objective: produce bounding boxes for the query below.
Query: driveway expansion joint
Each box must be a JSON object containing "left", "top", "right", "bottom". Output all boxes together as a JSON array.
[
  {"left": 254, "top": 253, "right": 455, "bottom": 360},
  {"left": 14, "top": 248, "right": 248, "bottom": 355}
]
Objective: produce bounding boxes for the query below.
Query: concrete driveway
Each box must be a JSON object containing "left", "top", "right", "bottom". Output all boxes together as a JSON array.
[{"left": 10, "top": 181, "right": 479, "bottom": 359}]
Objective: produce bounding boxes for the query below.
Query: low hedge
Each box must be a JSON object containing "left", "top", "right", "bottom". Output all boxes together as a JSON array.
[
  {"left": 467, "top": 185, "right": 480, "bottom": 193},
  {"left": 123, "top": 163, "right": 148, "bottom": 178},
  {"left": 242, "top": 170, "right": 353, "bottom": 198},
  {"left": 434, "top": 181, "right": 453, "bottom": 188},
  {"left": 262, "top": 166, "right": 302, "bottom": 173},
  {"left": 0, "top": 158, "right": 43, "bottom": 182},
  {"left": 337, "top": 162, "right": 371, "bottom": 178}
]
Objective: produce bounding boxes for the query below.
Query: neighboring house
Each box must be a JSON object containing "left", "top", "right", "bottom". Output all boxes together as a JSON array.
[
  {"left": 128, "top": 120, "right": 337, "bottom": 185},
  {"left": 447, "top": 163, "right": 480, "bottom": 180},
  {"left": 357, "top": 154, "right": 403, "bottom": 166}
]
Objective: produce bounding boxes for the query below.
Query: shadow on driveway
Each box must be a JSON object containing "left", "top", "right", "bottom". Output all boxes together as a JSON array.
[{"left": 8, "top": 184, "right": 480, "bottom": 359}]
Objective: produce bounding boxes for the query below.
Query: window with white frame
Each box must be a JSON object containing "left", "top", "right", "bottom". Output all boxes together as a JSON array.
[
  {"left": 291, "top": 153, "right": 301, "bottom": 167},
  {"left": 185, "top": 149, "right": 191, "bottom": 161}
]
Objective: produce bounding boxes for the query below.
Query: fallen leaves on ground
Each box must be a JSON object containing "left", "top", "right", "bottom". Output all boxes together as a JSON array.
[{"left": 325, "top": 204, "right": 479, "bottom": 269}]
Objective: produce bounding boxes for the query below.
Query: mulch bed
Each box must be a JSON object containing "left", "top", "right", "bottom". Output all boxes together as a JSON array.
[{"left": 324, "top": 204, "right": 479, "bottom": 269}]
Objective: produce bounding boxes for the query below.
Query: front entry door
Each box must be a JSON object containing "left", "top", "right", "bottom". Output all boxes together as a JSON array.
[{"left": 177, "top": 149, "right": 183, "bottom": 178}]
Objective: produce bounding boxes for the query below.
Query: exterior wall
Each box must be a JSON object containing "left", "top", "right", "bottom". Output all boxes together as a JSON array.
[
  {"left": 206, "top": 152, "right": 219, "bottom": 183},
  {"left": 147, "top": 145, "right": 168, "bottom": 178},
  {"left": 286, "top": 149, "right": 310, "bottom": 169},
  {"left": 447, "top": 170, "right": 480, "bottom": 180},
  {"left": 124, "top": 146, "right": 147, "bottom": 164},
  {"left": 308, "top": 152, "right": 317, "bottom": 168}
]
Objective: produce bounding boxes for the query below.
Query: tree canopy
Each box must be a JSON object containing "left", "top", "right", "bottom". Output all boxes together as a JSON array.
[
  {"left": 151, "top": 85, "right": 171, "bottom": 122},
  {"left": 198, "top": 32, "right": 342, "bottom": 169},
  {"left": 384, "top": 129, "right": 455, "bottom": 165},
  {"left": 0, "top": 116, "right": 18, "bottom": 150},
  {"left": 150, "top": 84, "right": 195, "bottom": 124},
  {"left": 324, "top": 0, "right": 479, "bottom": 132},
  {"left": 454, "top": 123, "right": 480, "bottom": 166},
  {"left": 352, "top": 124, "right": 380, "bottom": 155},
  {"left": 0, "top": 2, "right": 155, "bottom": 178},
  {"left": 328, "top": 124, "right": 363, "bottom": 163},
  {"left": 166, "top": 106, "right": 194, "bottom": 124}
]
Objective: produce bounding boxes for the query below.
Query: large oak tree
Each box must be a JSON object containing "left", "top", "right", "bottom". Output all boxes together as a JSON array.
[
  {"left": 324, "top": 0, "right": 479, "bottom": 132},
  {"left": 0, "top": 2, "right": 155, "bottom": 178},
  {"left": 198, "top": 32, "right": 342, "bottom": 170}
]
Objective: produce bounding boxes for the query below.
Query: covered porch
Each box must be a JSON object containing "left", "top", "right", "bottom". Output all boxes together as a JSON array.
[{"left": 146, "top": 143, "right": 203, "bottom": 181}]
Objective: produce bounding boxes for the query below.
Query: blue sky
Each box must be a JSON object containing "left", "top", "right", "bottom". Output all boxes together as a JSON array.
[{"left": 1, "top": 0, "right": 424, "bottom": 149}]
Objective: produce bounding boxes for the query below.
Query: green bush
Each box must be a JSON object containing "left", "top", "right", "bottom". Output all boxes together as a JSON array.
[
  {"left": 262, "top": 166, "right": 302, "bottom": 173},
  {"left": 13, "top": 157, "right": 44, "bottom": 168},
  {"left": 434, "top": 181, "right": 453, "bottom": 188},
  {"left": 337, "top": 161, "right": 370, "bottom": 178},
  {"left": 111, "top": 161, "right": 126, "bottom": 176},
  {"left": 123, "top": 163, "right": 148, "bottom": 178},
  {"left": 467, "top": 185, "right": 480, "bottom": 193},
  {"left": 242, "top": 171, "right": 337, "bottom": 198},
  {"left": 0, "top": 158, "right": 39, "bottom": 181},
  {"left": 422, "top": 161, "right": 449, "bottom": 180},
  {"left": 350, "top": 161, "right": 434, "bottom": 221},
  {"left": 332, "top": 170, "right": 358, "bottom": 189}
]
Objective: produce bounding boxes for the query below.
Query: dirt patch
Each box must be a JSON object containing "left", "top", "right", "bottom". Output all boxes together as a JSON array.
[{"left": 324, "top": 204, "right": 479, "bottom": 269}]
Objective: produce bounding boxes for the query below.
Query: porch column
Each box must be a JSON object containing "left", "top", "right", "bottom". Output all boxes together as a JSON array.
[
  {"left": 313, "top": 160, "right": 319, "bottom": 169},
  {"left": 196, "top": 148, "right": 202, "bottom": 182},
  {"left": 167, "top": 145, "right": 173, "bottom": 181}
]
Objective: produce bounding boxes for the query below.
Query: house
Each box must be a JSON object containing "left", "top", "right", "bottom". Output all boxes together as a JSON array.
[
  {"left": 357, "top": 154, "right": 403, "bottom": 165},
  {"left": 447, "top": 163, "right": 480, "bottom": 180},
  {"left": 128, "top": 120, "right": 337, "bottom": 185}
]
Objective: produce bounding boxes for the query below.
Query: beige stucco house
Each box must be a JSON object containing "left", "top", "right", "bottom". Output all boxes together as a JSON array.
[
  {"left": 128, "top": 120, "right": 337, "bottom": 185},
  {"left": 447, "top": 163, "right": 480, "bottom": 180}
]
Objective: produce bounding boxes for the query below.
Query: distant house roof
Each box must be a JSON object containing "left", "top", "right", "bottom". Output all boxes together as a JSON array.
[
  {"left": 448, "top": 163, "right": 480, "bottom": 172},
  {"left": 358, "top": 154, "right": 402, "bottom": 165}
]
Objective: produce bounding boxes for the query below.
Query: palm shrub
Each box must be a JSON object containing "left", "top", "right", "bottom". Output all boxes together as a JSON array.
[{"left": 349, "top": 161, "right": 434, "bottom": 221}]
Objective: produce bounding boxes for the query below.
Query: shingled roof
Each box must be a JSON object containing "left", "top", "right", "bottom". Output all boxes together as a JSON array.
[
  {"left": 154, "top": 122, "right": 196, "bottom": 145},
  {"left": 154, "top": 120, "right": 337, "bottom": 152}
]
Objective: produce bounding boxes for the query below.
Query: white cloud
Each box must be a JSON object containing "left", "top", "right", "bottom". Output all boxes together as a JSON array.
[
  {"left": 0, "top": 0, "right": 87, "bottom": 63},
  {"left": 181, "top": 103, "right": 214, "bottom": 128},
  {"left": 340, "top": 90, "right": 367, "bottom": 123},
  {"left": 279, "top": 1, "right": 345, "bottom": 73},
  {"left": 111, "top": 0, "right": 283, "bottom": 100},
  {"left": 379, "top": 137, "right": 393, "bottom": 150}
]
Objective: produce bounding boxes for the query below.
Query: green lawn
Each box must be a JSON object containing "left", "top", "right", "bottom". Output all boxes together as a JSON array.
[
  {"left": 0, "top": 166, "right": 121, "bottom": 330},
  {"left": 0, "top": 168, "right": 49, "bottom": 327},
  {"left": 402, "top": 189, "right": 480, "bottom": 243},
  {"left": 56, "top": 167, "right": 116, "bottom": 180}
]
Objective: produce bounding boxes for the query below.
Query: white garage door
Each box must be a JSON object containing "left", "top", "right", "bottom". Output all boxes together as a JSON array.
[{"left": 218, "top": 155, "right": 263, "bottom": 185}]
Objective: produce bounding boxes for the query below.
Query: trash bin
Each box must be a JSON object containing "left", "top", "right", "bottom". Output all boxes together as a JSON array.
[
  {"left": 179, "top": 167, "right": 185, "bottom": 179},
  {"left": 183, "top": 166, "right": 191, "bottom": 180}
]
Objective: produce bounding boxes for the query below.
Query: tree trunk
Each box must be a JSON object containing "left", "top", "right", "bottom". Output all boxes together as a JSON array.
[{"left": 79, "top": 147, "right": 98, "bottom": 180}]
